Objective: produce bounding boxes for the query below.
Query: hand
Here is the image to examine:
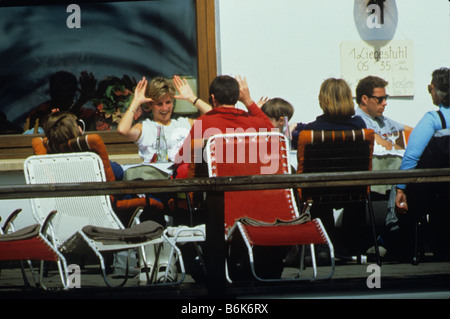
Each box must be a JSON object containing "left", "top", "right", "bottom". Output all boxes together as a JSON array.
[
  {"left": 257, "top": 96, "right": 269, "bottom": 108},
  {"left": 78, "top": 71, "right": 97, "bottom": 101},
  {"left": 395, "top": 188, "right": 408, "bottom": 214},
  {"left": 132, "top": 77, "right": 154, "bottom": 107},
  {"left": 375, "top": 133, "right": 393, "bottom": 150},
  {"left": 173, "top": 75, "right": 196, "bottom": 103},
  {"left": 236, "top": 75, "right": 253, "bottom": 107}
]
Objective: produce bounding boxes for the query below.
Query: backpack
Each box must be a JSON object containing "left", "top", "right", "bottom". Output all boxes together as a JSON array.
[{"left": 416, "top": 110, "right": 450, "bottom": 169}]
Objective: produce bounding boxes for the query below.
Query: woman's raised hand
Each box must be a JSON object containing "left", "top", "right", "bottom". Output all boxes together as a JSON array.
[
  {"left": 173, "top": 75, "right": 195, "bottom": 102},
  {"left": 133, "top": 77, "right": 154, "bottom": 106}
]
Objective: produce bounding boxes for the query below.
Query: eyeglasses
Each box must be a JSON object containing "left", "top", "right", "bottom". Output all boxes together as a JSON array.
[{"left": 367, "top": 94, "right": 389, "bottom": 104}]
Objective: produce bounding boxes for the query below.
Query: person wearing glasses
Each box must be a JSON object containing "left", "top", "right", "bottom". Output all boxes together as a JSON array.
[{"left": 355, "top": 75, "right": 413, "bottom": 150}]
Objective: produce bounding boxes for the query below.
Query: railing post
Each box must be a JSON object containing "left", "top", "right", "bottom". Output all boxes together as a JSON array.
[{"left": 204, "top": 190, "right": 226, "bottom": 298}]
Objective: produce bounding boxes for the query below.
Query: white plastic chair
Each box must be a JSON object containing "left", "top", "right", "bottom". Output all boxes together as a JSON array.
[{"left": 23, "top": 152, "right": 202, "bottom": 287}]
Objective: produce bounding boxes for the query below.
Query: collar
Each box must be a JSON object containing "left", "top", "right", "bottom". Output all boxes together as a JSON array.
[
  {"left": 206, "top": 106, "right": 247, "bottom": 116},
  {"left": 356, "top": 107, "right": 385, "bottom": 123}
]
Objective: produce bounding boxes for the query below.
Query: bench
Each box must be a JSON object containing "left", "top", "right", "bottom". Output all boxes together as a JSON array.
[{"left": 0, "top": 131, "right": 141, "bottom": 171}]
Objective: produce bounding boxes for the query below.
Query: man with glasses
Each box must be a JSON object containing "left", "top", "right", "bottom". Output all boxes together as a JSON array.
[
  {"left": 355, "top": 75, "right": 413, "bottom": 260},
  {"left": 355, "top": 75, "right": 413, "bottom": 149}
]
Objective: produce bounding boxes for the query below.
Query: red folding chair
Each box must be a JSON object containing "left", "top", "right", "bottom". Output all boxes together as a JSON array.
[
  {"left": 205, "top": 132, "right": 335, "bottom": 282},
  {"left": 0, "top": 209, "right": 69, "bottom": 290}
]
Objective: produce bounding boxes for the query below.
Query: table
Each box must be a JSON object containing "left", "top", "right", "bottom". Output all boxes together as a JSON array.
[{"left": 372, "top": 144, "right": 404, "bottom": 194}]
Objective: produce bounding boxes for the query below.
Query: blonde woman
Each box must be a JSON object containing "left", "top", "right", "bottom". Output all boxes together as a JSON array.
[
  {"left": 118, "top": 76, "right": 211, "bottom": 163},
  {"left": 302, "top": 78, "right": 366, "bottom": 259},
  {"left": 305, "top": 78, "right": 366, "bottom": 130}
]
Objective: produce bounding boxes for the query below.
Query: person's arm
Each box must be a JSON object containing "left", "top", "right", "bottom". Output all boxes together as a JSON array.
[
  {"left": 375, "top": 133, "right": 394, "bottom": 150},
  {"left": 396, "top": 111, "right": 439, "bottom": 190},
  {"left": 236, "top": 75, "right": 274, "bottom": 129},
  {"left": 117, "top": 77, "right": 151, "bottom": 142},
  {"left": 173, "top": 75, "right": 212, "bottom": 120},
  {"left": 236, "top": 75, "right": 255, "bottom": 108},
  {"left": 400, "top": 112, "right": 437, "bottom": 171},
  {"left": 256, "top": 96, "right": 269, "bottom": 108},
  {"left": 395, "top": 188, "right": 408, "bottom": 214}
]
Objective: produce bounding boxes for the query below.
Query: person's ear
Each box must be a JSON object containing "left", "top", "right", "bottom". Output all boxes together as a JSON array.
[
  {"left": 361, "top": 95, "right": 369, "bottom": 105},
  {"left": 209, "top": 94, "right": 216, "bottom": 107}
]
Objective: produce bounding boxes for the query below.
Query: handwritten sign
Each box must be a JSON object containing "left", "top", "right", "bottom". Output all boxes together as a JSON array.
[{"left": 340, "top": 40, "right": 414, "bottom": 96}]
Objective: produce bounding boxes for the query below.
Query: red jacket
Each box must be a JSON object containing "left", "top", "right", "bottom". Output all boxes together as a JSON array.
[{"left": 174, "top": 102, "right": 274, "bottom": 172}]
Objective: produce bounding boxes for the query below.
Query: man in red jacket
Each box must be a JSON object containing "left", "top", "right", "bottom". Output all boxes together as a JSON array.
[
  {"left": 175, "top": 76, "right": 289, "bottom": 281},
  {"left": 174, "top": 75, "right": 274, "bottom": 174}
]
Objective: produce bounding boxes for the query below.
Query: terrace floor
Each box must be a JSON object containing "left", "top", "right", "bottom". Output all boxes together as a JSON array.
[{"left": 1, "top": 255, "right": 448, "bottom": 300}]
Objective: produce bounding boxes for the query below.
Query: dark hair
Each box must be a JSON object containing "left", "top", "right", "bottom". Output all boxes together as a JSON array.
[
  {"left": 431, "top": 67, "right": 449, "bottom": 107},
  {"left": 355, "top": 75, "right": 389, "bottom": 105},
  {"left": 209, "top": 75, "right": 240, "bottom": 106}
]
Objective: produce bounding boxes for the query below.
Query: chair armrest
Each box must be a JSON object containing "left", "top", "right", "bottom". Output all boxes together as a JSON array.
[
  {"left": 128, "top": 206, "right": 144, "bottom": 227},
  {"left": 41, "top": 210, "right": 58, "bottom": 236},
  {"left": 1, "top": 208, "right": 23, "bottom": 233}
]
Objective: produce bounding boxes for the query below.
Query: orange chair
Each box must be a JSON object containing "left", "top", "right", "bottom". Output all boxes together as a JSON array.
[
  {"left": 31, "top": 134, "right": 164, "bottom": 217},
  {"left": 205, "top": 132, "right": 335, "bottom": 282},
  {"left": 296, "top": 129, "right": 381, "bottom": 265}
]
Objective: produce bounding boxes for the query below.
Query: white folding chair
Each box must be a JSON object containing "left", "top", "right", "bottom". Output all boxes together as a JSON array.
[{"left": 23, "top": 152, "right": 202, "bottom": 287}]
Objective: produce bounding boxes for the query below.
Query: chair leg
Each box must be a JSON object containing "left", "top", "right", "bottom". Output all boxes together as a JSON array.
[
  {"left": 310, "top": 244, "right": 317, "bottom": 279},
  {"left": 367, "top": 196, "right": 381, "bottom": 266},
  {"left": 412, "top": 217, "right": 420, "bottom": 265},
  {"left": 19, "top": 260, "right": 32, "bottom": 289}
]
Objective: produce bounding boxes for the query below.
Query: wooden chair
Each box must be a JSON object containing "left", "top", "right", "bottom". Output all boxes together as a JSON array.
[{"left": 296, "top": 129, "right": 381, "bottom": 265}]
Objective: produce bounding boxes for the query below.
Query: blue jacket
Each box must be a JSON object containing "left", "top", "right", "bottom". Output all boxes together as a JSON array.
[{"left": 397, "top": 104, "right": 450, "bottom": 189}]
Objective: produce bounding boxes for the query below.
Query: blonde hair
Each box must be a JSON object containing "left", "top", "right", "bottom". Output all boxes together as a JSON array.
[
  {"left": 318, "top": 78, "right": 355, "bottom": 118},
  {"left": 43, "top": 112, "right": 82, "bottom": 149},
  {"left": 145, "top": 77, "right": 176, "bottom": 101}
]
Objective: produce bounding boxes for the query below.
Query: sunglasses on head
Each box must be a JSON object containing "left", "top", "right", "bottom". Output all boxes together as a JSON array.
[{"left": 367, "top": 94, "right": 389, "bottom": 104}]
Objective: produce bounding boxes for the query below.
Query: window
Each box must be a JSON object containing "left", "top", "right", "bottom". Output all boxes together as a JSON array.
[{"left": 0, "top": 0, "right": 216, "bottom": 135}]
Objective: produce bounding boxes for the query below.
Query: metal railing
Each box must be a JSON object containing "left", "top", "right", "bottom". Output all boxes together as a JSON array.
[
  {"left": 1, "top": 168, "right": 449, "bottom": 200},
  {"left": 1, "top": 168, "right": 449, "bottom": 296}
]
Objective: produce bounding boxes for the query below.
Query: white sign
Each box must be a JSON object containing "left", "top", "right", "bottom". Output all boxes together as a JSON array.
[{"left": 340, "top": 40, "right": 414, "bottom": 96}]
